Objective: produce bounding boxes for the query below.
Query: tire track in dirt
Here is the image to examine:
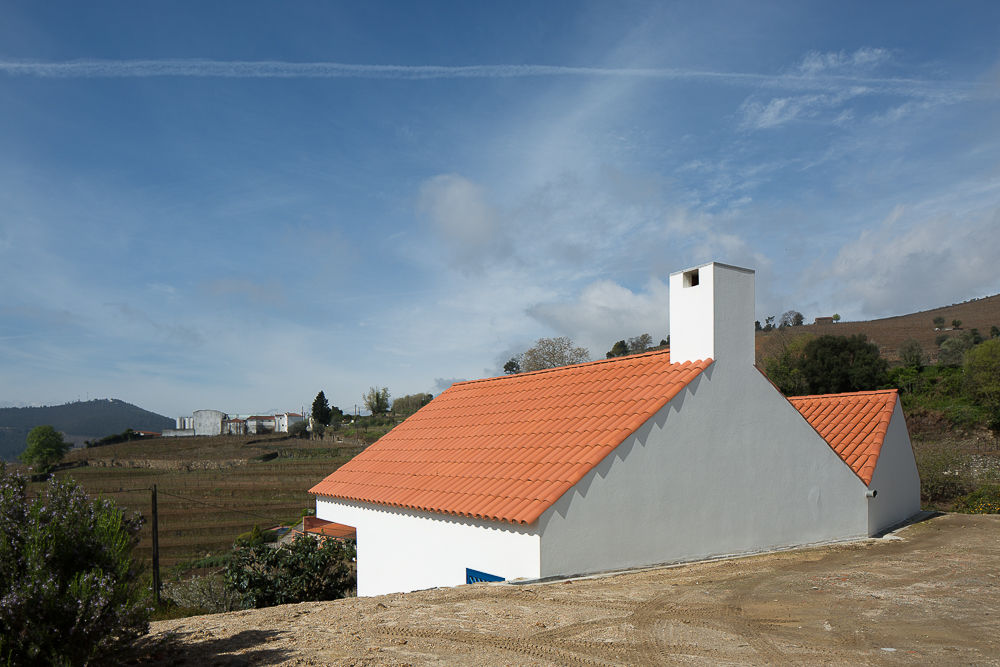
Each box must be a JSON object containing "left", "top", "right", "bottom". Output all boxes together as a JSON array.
[{"left": 375, "top": 625, "right": 623, "bottom": 666}]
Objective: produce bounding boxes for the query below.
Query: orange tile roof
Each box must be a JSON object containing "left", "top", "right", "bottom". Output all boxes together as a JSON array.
[
  {"left": 302, "top": 516, "right": 357, "bottom": 539},
  {"left": 788, "top": 389, "right": 898, "bottom": 485},
  {"left": 310, "top": 350, "right": 712, "bottom": 525}
]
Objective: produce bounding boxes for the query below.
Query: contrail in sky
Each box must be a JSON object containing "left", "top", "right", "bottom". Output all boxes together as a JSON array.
[{"left": 0, "top": 59, "right": 979, "bottom": 100}]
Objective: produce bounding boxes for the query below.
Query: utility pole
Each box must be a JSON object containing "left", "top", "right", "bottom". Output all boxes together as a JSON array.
[{"left": 151, "top": 484, "right": 161, "bottom": 606}]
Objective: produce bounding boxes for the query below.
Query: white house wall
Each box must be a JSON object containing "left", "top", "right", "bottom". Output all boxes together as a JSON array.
[
  {"left": 315, "top": 498, "right": 541, "bottom": 597},
  {"left": 536, "top": 361, "right": 870, "bottom": 578},
  {"left": 866, "top": 400, "right": 921, "bottom": 535}
]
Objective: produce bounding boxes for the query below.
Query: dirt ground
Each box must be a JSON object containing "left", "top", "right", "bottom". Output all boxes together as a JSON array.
[{"left": 133, "top": 513, "right": 1000, "bottom": 665}]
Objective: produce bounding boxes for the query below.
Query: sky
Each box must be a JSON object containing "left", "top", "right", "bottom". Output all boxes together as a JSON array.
[{"left": 1, "top": 1, "right": 999, "bottom": 418}]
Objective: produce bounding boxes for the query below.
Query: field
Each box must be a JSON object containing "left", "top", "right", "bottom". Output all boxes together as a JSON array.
[
  {"left": 136, "top": 513, "right": 1000, "bottom": 665},
  {"left": 31, "top": 433, "right": 363, "bottom": 572},
  {"left": 756, "top": 293, "right": 1000, "bottom": 363}
]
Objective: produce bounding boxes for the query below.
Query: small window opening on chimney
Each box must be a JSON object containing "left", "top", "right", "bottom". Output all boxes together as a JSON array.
[{"left": 684, "top": 269, "right": 700, "bottom": 288}]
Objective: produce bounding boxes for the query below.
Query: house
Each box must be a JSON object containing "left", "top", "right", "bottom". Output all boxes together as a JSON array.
[
  {"left": 275, "top": 412, "right": 305, "bottom": 433},
  {"left": 246, "top": 415, "right": 276, "bottom": 434},
  {"left": 309, "top": 262, "right": 920, "bottom": 597}
]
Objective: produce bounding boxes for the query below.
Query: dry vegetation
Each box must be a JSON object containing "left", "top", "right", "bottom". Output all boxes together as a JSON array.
[
  {"left": 756, "top": 293, "right": 1000, "bottom": 364},
  {"left": 29, "top": 433, "right": 363, "bottom": 571}
]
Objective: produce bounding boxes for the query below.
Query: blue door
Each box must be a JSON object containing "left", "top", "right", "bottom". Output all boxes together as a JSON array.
[{"left": 466, "top": 567, "right": 504, "bottom": 584}]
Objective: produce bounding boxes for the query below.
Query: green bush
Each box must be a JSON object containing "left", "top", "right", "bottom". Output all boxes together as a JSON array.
[
  {"left": 956, "top": 485, "right": 1000, "bottom": 514},
  {"left": 234, "top": 524, "right": 279, "bottom": 548},
  {"left": 915, "top": 447, "right": 973, "bottom": 503},
  {"left": 0, "top": 464, "right": 149, "bottom": 665},
  {"left": 225, "top": 535, "right": 355, "bottom": 609}
]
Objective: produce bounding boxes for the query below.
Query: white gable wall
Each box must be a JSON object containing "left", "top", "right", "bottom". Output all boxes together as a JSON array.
[
  {"left": 536, "top": 360, "right": 870, "bottom": 578},
  {"left": 315, "top": 497, "right": 541, "bottom": 597},
  {"left": 866, "top": 400, "right": 921, "bottom": 535}
]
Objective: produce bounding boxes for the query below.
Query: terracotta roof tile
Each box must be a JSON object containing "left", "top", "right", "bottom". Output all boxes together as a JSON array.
[
  {"left": 311, "top": 350, "right": 711, "bottom": 524},
  {"left": 788, "top": 389, "right": 898, "bottom": 485}
]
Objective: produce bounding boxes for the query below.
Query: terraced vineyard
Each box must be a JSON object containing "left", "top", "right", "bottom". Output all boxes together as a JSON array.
[{"left": 29, "top": 433, "right": 364, "bottom": 571}]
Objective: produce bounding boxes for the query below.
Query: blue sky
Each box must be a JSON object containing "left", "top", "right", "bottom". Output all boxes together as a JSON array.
[{"left": 1, "top": 1, "right": 999, "bottom": 418}]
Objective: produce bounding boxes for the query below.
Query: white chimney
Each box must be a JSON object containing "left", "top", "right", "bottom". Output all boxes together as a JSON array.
[{"left": 668, "top": 262, "right": 755, "bottom": 366}]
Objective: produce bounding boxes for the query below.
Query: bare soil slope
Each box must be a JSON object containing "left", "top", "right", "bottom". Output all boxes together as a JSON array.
[
  {"left": 756, "top": 293, "right": 1000, "bottom": 363},
  {"left": 136, "top": 513, "right": 1000, "bottom": 665}
]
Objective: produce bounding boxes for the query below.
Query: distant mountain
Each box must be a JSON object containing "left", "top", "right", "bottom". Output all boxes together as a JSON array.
[{"left": 0, "top": 399, "right": 174, "bottom": 462}]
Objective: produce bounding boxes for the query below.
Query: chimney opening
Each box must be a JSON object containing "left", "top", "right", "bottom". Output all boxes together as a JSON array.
[{"left": 683, "top": 269, "right": 700, "bottom": 287}]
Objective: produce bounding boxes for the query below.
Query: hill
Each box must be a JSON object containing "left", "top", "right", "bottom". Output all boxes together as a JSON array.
[
  {"left": 756, "top": 293, "right": 1000, "bottom": 364},
  {"left": 0, "top": 398, "right": 174, "bottom": 461}
]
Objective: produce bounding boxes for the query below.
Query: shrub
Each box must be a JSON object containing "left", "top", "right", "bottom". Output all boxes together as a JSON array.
[
  {"left": 956, "top": 485, "right": 1000, "bottom": 514},
  {"left": 915, "top": 446, "right": 973, "bottom": 503},
  {"left": 0, "top": 464, "right": 149, "bottom": 665},
  {"left": 161, "top": 573, "right": 242, "bottom": 614},
  {"left": 897, "top": 338, "right": 924, "bottom": 370},
  {"left": 289, "top": 420, "right": 309, "bottom": 439},
  {"left": 964, "top": 339, "right": 1000, "bottom": 430},
  {"left": 225, "top": 535, "right": 355, "bottom": 609}
]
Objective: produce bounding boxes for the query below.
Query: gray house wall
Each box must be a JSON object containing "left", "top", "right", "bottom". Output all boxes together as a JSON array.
[
  {"left": 866, "top": 401, "right": 921, "bottom": 535},
  {"left": 535, "top": 359, "right": 870, "bottom": 579}
]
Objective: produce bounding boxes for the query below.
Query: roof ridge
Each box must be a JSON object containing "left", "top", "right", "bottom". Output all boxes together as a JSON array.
[
  {"left": 788, "top": 388, "right": 898, "bottom": 401},
  {"left": 452, "top": 348, "right": 680, "bottom": 387}
]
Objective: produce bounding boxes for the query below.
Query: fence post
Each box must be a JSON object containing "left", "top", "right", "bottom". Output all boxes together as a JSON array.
[{"left": 151, "top": 484, "right": 161, "bottom": 606}]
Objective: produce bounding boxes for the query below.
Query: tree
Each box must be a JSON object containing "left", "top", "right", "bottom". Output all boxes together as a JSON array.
[
  {"left": 760, "top": 331, "right": 814, "bottom": 395},
  {"left": 832, "top": 314, "right": 841, "bottom": 323},
  {"left": 20, "top": 425, "right": 70, "bottom": 471},
  {"left": 363, "top": 386, "right": 391, "bottom": 415},
  {"left": 797, "top": 334, "right": 888, "bottom": 394},
  {"left": 952, "top": 319, "right": 962, "bottom": 329},
  {"left": 627, "top": 334, "right": 654, "bottom": 354},
  {"left": 939, "top": 331, "right": 978, "bottom": 366},
  {"left": 225, "top": 535, "right": 355, "bottom": 609},
  {"left": 311, "top": 391, "right": 332, "bottom": 426},
  {"left": 606, "top": 340, "right": 629, "bottom": 358},
  {"left": 933, "top": 316, "right": 945, "bottom": 329},
  {"left": 503, "top": 357, "right": 521, "bottom": 374},
  {"left": 392, "top": 393, "right": 433, "bottom": 416},
  {"left": 992, "top": 325, "right": 1000, "bottom": 339},
  {"left": 964, "top": 339, "right": 1000, "bottom": 429},
  {"left": 763, "top": 315, "right": 775, "bottom": 332},
  {"left": 520, "top": 337, "right": 591, "bottom": 372},
  {"left": 779, "top": 310, "right": 804, "bottom": 328},
  {"left": 0, "top": 465, "right": 149, "bottom": 664},
  {"left": 898, "top": 338, "right": 924, "bottom": 371}
]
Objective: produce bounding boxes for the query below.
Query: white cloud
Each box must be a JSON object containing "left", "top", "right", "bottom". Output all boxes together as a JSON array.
[
  {"left": 797, "top": 48, "right": 892, "bottom": 76},
  {"left": 820, "top": 204, "right": 1000, "bottom": 316},
  {"left": 526, "top": 278, "right": 671, "bottom": 357},
  {"left": 739, "top": 88, "right": 866, "bottom": 130},
  {"left": 418, "top": 174, "right": 511, "bottom": 268}
]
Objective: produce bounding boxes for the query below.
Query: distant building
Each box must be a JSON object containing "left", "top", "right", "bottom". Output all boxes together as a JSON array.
[
  {"left": 222, "top": 418, "right": 247, "bottom": 436},
  {"left": 814, "top": 316, "right": 835, "bottom": 325},
  {"left": 276, "top": 413, "right": 305, "bottom": 432},
  {"left": 165, "top": 408, "right": 304, "bottom": 437},
  {"left": 246, "top": 415, "right": 276, "bottom": 435}
]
